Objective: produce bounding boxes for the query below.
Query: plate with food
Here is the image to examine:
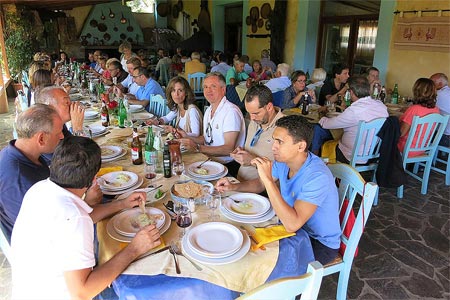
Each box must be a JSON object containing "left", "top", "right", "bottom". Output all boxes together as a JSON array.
[
  {"left": 100, "top": 145, "right": 123, "bottom": 159},
  {"left": 129, "top": 104, "right": 145, "bottom": 113},
  {"left": 187, "top": 161, "right": 225, "bottom": 178},
  {"left": 69, "top": 93, "right": 83, "bottom": 101},
  {"left": 222, "top": 193, "right": 271, "bottom": 218},
  {"left": 112, "top": 207, "right": 166, "bottom": 237},
  {"left": 99, "top": 171, "right": 139, "bottom": 191},
  {"left": 170, "top": 180, "right": 214, "bottom": 204}
]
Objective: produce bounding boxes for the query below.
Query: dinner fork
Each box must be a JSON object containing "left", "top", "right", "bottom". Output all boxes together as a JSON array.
[
  {"left": 196, "top": 157, "right": 211, "bottom": 169},
  {"left": 169, "top": 245, "right": 181, "bottom": 274},
  {"left": 170, "top": 242, "right": 202, "bottom": 271}
]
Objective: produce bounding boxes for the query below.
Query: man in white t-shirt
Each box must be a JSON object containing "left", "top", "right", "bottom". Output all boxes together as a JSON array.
[
  {"left": 179, "top": 72, "right": 245, "bottom": 177},
  {"left": 430, "top": 72, "right": 450, "bottom": 146},
  {"left": 11, "top": 136, "right": 161, "bottom": 300}
]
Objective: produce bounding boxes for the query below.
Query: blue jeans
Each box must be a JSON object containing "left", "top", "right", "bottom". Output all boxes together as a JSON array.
[{"left": 311, "top": 124, "right": 333, "bottom": 153}]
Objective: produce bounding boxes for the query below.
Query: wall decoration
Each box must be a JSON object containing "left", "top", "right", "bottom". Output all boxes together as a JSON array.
[{"left": 394, "top": 15, "right": 450, "bottom": 52}]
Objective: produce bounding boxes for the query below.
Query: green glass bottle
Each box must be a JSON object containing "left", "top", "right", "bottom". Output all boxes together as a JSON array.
[
  {"left": 118, "top": 98, "right": 127, "bottom": 128},
  {"left": 144, "top": 126, "right": 157, "bottom": 165},
  {"left": 391, "top": 83, "right": 399, "bottom": 104}
]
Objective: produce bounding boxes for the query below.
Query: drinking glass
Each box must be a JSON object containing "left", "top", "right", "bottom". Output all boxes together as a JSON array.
[
  {"left": 207, "top": 192, "right": 221, "bottom": 221},
  {"left": 144, "top": 162, "right": 156, "bottom": 187},
  {"left": 172, "top": 161, "right": 185, "bottom": 177},
  {"left": 175, "top": 202, "right": 192, "bottom": 238},
  {"left": 326, "top": 100, "right": 336, "bottom": 113}
]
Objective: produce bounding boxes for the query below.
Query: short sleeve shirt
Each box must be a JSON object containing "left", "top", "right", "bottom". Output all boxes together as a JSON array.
[
  {"left": 319, "top": 78, "right": 342, "bottom": 106},
  {"left": 225, "top": 67, "right": 249, "bottom": 85}
]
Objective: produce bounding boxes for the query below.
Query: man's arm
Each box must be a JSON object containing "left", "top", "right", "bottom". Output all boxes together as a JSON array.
[
  {"left": 215, "top": 177, "right": 265, "bottom": 194},
  {"left": 200, "top": 131, "right": 239, "bottom": 156}
]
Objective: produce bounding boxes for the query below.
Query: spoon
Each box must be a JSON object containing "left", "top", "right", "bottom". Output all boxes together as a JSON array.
[{"left": 196, "top": 157, "right": 211, "bottom": 169}]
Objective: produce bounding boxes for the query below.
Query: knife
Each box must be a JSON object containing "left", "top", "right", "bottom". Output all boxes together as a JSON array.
[{"left": 133, "top": 245, "right": 170, "bottom": 262}]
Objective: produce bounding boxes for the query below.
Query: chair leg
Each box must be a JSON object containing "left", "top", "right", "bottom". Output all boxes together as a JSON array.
[
  {"left": 421, "top": 161, "right": 433, "bottom": 194},
  {"left": 336, "top": 267, "right": 351, "bottom": 300},
  {"left": 446, "top": 157, "right": 450, "bottom": 185},
  {"left": 413, "top": 162, "right": 419, "bottom": 174},
  {"left": 397, "top": 185, "right": 404, "bottom": 198},
  {"left": 373, "top": 188, "right": 379, "bottom": 206}
]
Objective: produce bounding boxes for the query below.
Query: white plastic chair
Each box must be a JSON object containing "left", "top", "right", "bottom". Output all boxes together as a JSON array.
[
  {"left": 325, "top": 163, "right": 378, "bottom": 300},
  {"left": 236, "top": 261, "right": 324, "bottom": 300},
  {"left": 397, "top": 113, "right": 449, "bottom": 198}
]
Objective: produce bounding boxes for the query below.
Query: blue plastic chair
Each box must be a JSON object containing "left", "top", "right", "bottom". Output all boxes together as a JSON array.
[
  {"left": 188, "top": 72, "right": 207, "bottom": 112},
  {"left": 272, "top": 90, "right": 284, "bottom": 107},
  {"left": 326, "top": 163, "right": 378, "bottom": 300},
  {"left": 236, "top": 261, "right": 324, "bottom": 300},
  {"left": 431, "top": 145, "right": 450, "bottom": 185},
  {"left": 349, "top": 118, "right": 386, "bottom": 205},
  {"left": 0, "top": 223, "right": 12, "bottom": 263},
  {"left": 149, "top": 94, "right": 170, "bottom": 119},
  {"left": 21, "top": 70, "right": 30, "bottom": 88},
  {"left": 397, "top": 113, "right": 449, "bottom": 198}
]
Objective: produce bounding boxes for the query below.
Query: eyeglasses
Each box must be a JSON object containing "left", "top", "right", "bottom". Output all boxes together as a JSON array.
[
  {"left": 132, "top": 74, "right": 142, "bottom": 78},
  {"left": 205, "top": 122, "right": 214, "bottom": 145},
  {"left": 250, "top": 128, "right": 263, "bottom": 147}
]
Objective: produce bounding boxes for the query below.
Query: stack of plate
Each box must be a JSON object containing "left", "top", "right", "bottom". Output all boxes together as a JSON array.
[
  {"left": 129, "top": 104, "right": 145, "bottom": 113},
  {"left": 220, "top": 193, "right": 275, "bottom": 224},
  {"left": 182, "top": 222, "right": 250, "bottom": 265},
  {"left": 100, "top": 145, "right": 127, "bottom": 163},
  {"left": 84, "top": 110, "right": 99, "bottom": 120},
  {"left": 107, "top": 207, "right": 171, "bottom": 242},
  {"left": 69, "top": 93, "right": 82, "bottom": 101},
  {"left": 89, "top": 125, "right": 109, "bottom": 138},
  {"left": 185, "top": 161, "right": 228, "bottom": 181},
  {"left": 98, "top": 171, "right": 143, "bottom": 196}
]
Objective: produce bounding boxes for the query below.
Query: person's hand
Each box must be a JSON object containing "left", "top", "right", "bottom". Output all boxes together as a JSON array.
[
  {"left": 129, "top": 224, "right": 162, "bottom": 257},
  {"left": 113, "top": 86, "right": 123, "bottom": 98},
  {"left": 70, "top": 102, "right": 85, "bottom": 132},
  {"left": 120, "top": 191, "right": 147, "bottom": 210},
  {"left": 177, "top": 138, "right": 195, "bottom": 151},
  {"left": 145, "top": 118, "right": 158, "bottom": 126},
  {"left": 84, "top": 179, "right": 103, "bottom": 206},
  {"left": 173, "top": 127, "right": 187, "bottom": 138},
  {"left": 250, "top": 157, "right": 273, "bottom": 184},
  {"left": 307, "top": 89, "right": 316, "bottom": 101},
  {"left": 215, "top": 177, "right": 237, "bottom": 193},
  {"left": 230, "top": 148, "right": 255, "bottom": 166}
]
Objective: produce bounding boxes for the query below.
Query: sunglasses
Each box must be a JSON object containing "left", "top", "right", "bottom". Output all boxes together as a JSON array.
[
  {"left": 250, "top": 128, "right": 263, "bottom": 147},
  {"left": 205, "top": 122, "right": 214, "bottom": 145}
]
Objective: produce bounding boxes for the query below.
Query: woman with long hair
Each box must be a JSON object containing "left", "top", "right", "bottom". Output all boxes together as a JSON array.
[{"left": 398, "top": 78, "right": 440, "bottom": 156}]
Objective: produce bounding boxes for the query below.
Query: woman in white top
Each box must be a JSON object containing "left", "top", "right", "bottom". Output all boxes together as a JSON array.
[
  {"left": 150, "top": 76, "right": 203, "bottom": 137},
  {"left": 118, "top": 41, "right": 137, "bottom": 71}
]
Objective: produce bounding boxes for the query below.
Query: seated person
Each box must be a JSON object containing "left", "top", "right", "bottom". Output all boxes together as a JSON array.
[
  {"left": 249, "top": 60, "right": 270, "bottom": 83},
  {"left": 281, "top": 70, "right": 316, "bottom": 110},
  {"left": 116, "top": 57, "right": 142, "bottom": 97},
  {"left": 306, "top": 68, "right": 327, "bottom": 98},
  {"left": 240, "top": 55, "right": 253, "bottom": 74},
  {"left": 226, "top": 59, "right": 249, "bottom": 86},
  {"left": 311, "top": 75, "right": 388, "bottom": 162},
  {"left": 11, "top": 136, "right": 161, "bottom": 299},
  {"left": 147, "top": 76, "right": 203, "bottom": 137},
  {"left": 210, "top": 52, "right": 231, "bottom": 77},
  {"left": 398, "top": 78, "right": 440, "bottom": 156},
  {"left": 366, "top": 66, "right": 381, "bottom": 96},
  {"left": 264, "top": 63, "right": 291, "bottom": 93},
  {"left": 103, "top": 60, "right": 129, "bottom": 86},
  {"left": 260, "top": 49, "right": 277, "bottom": 74},
  {"left": 318, "top": 63, "right": 350, "bottom": 108},
  {"left": 183, "top": 51, "right": 206, "bottom": 79},
  {"left": 430, "top": 73, "right": 450, "bottom": 147},
  {"left": 216, "top": 115, "right": 341, "bottom": 264}
]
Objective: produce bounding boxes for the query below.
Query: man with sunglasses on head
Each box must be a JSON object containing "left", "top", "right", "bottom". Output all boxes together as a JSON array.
[
  {"left": 178, "top": 72, "right": 245, "bottom": 178},
  {"left": 231, "top": 85, "right": 285, "bottom": 181}
]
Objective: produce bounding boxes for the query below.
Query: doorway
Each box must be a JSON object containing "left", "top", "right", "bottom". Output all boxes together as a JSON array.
[{"left": 224, "top": 4, "right": 242, "bottom": 56}]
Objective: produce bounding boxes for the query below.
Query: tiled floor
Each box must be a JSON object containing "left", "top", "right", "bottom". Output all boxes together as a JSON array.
[{"left": 0, "top": 98, "right": 449, "bottom": 299}]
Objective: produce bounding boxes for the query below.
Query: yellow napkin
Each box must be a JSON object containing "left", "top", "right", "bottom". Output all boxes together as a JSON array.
[
  {"left": 251, "top": 225, "right": 295, "bottom": 251},
  {"left": 321, "top": 139, "right": 338, "bottom": 164},
  {"left": 97, "top": 166, "right": 123, "bottom": 177}
]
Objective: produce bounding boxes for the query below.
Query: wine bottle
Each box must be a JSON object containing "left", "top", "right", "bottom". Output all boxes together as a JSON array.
[
  {"left": 118, "top": 98, "right": 127, "bottom": 128},
  {"left": 131, "top": 127, "right": 143, "bottom": 165},
  {"left": 163, "top": 143, "right": 172, "bottom": 178}
]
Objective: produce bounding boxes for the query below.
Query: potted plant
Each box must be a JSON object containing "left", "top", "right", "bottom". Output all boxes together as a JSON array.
[{"left": 3, "top": 9, "right": 37, "bottom": 84}]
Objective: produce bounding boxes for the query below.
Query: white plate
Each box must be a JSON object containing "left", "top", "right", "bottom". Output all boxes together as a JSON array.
[
  {"left": 115, "top": 187, "right": 167, "bottom": 203},
  {"left": 129, "top": 104, "right": 145, "bottom": 113},
  {"left": 100, "top": 171, "right": 139, "bottom": 191},
  {"left": 182, "top": 229, "right": 250, "bottom": 265},
  {"left": 101, "top": 145, "right": 123, "bottom": 159},
  {"left": 112, "top": 207, "right": 166, "bottom": 237},
  {"left": 222, "top": 193, "right": 271, "bottom": 218},
  {"left": 101, "top": 176, "right": 144, "bottom": 195},
  {"left": 107, "top": 211, "right": 171, "bottom": 243},
  {"left": 220, "top": 205, "right": 276, "bottom": 224},
  {"left": 88, "top": 125, "right": 107, "bottom": 135},
  {"left": 186, "top": 222, "right": 243, "bottom": 258},
  {"left": 187, "top": 161, "right": 225, "bottom": 178},
  {"left": 69, "top": 94, "right": 82, "bottom": 101},
  {"left": 238, "top": 81, "right": 247, "bottom": 86},
  {"left": 183, "top": 166, "right": 228, "bottom": 182},
  {"left": 84, "top": 110, "right": 99, "bottom": 119},
  {"left": 101, "top": 148, "right": 127, "bottom": 163}
]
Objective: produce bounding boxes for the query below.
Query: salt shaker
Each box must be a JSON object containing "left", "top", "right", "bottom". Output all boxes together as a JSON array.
[{"left": 188, "top": 198, "right": 196, "bottom": 213}]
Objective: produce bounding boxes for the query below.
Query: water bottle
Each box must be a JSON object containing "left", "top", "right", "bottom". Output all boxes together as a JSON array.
[{"left": 391, "top": 84, "right": 399, "bottom": 104}]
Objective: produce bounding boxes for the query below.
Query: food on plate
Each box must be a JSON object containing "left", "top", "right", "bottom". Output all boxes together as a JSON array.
[
  {"left": 154, "top": 189, "right": 165, "bottom": 199},
  {"left": 105, "top": 173, "right": 131, "bottom": 187},
  {"left": 194, "top": 167, "right": 209, "bottom": 175},
  {"left": 173, "top": 181, "right": 204, "bottom": 198},
  {"left": 101, "top": 148, "right": 115, "bottom": 157},
  {"left": 134, "top": 212, "right": 163, "bottom": 227}
]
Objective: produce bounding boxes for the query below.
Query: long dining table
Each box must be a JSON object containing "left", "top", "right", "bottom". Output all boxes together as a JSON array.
[{"left": 89, "top": 121, "right": 315, "bottom": 299}]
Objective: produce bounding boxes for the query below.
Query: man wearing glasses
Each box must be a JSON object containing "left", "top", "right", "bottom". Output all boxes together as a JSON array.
[
  {"left": 104, "top": 60, "right": 129, "bottom": 86},
  {"left": 115, "top": 67, "right": 165, "bottom": 112},
  {"left": 231, "top": 85, "right": 285, "bottom": 181},
  {"left": 179, "top": 72, "right": 245, "bottom": 177}
]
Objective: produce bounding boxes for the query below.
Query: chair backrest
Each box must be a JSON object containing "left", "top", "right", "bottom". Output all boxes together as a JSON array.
[
  {"left": 21, "top": 70, "right": 30, "bottom": 87},
  {"left": 0, "top": 222, "right": 12, "bottom": 263},
  {"left": 159, "top": 63, "right": 171, "bottom": 87},
  {"left": 402, "top": 113, "right": 449, "bottom": 159},
  {"left": 350, "top": 118, "right": 386, "bottom": 166},
  {"left": 272, "top": 90, "right": 284, "bottom": 107},
  {"left": 188, "top": 72, "right": 206, "bottom": 94},
  {"left": 327, "top": 163, "right": 378, "bottom": 261},
  {"left": 236, "top": 261, "right": 324, "bottom": 300},
  {"left": 149, "top": 94, "right": 170, "bottom": 118}
]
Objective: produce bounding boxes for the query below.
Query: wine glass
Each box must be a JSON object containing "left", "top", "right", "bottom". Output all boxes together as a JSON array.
[
  {"left": 175, "top": 202, "right": 192, "bottom": 239},
  {"left": 172, "top": 161, "right": 185, "bottom": 177},
  {"left": 144, "top": 162, "right": 156, "bottom": 187},
  {"left": 207, "top": 191, "right": 221, "bottom": 221}
]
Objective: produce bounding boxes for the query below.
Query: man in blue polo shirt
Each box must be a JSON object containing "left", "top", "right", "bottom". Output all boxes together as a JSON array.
[{"left": 216, "top": 115, "right": 341, "bottom": 264}]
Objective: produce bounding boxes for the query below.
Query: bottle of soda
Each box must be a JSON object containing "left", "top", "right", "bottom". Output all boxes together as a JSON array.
[
  {"left": 344, "top": 90, "right": 351, "bottom": 107},
  {"left": 163, "top": 143, "right": 172, "bottom": 178},
  {"left": 391, "top": 83, "right": 399, "bottom": 104},
  {"left": 379, "top": 86, "right": 386, "bottom": 103},
  {"left": 100, "top": 101, "right": 109, "bottom": 127},
  {"left": 118, "top": 98, "right": 127, "bottom": 128},
  {"left": 154, "top": 131, "right": 164, "bottom": 173},
  {"left": 131, "top": 127, "right": 143, "bottom": 165},
  {"left": 144, "top": 126, "right": 157, "bottom": 165},
  {"left": 301, "top": 93, "right": 309, "bottom": 115}
]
